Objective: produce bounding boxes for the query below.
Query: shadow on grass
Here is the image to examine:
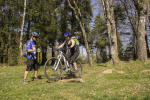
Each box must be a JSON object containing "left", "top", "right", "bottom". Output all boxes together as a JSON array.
[
  {"left": 31, "top": 75, "right": 44, "bottom": 81},
  {"left": 61, "top": 73, "right": 77, "bottom": 79},
  {"left": 97, "top": 64, "right": 107, "bottom": 67},
  {"left": 46, "top": 73, "right": 83, "bottom": 83}
]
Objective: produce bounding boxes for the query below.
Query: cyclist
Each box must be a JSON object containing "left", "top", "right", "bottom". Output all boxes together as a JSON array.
[
  {"left": 58, "top": 32, "right": 80, "bottom": 72},
  {"left": 24, "top": 32, "right": 40, "bottom": 84}
]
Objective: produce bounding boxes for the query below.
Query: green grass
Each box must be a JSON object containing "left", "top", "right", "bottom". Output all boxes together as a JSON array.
[{"left": 1, "top": 60, "right": 150, "bottom": 100}]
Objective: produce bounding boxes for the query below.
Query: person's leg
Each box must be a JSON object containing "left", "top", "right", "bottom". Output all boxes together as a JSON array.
[
  {"left": 24, "top": 68, "right": 31, "bottom": 83},
  {"left": 34, "top": 71, "right": 38, "bottom": 78},
  {"left": 71, "top": 52, "right": 79, "bottom": 71},
  {"left": 24, "top": 59, "right": 32, "bottom": 83},
  {"left": 70, "top": 46, "right": 79, "bottom": 72},
  {"left": 33, "top": 60, "right": 39, "bottom": 80},
  {"left": 73, "top": 61, "right": 78, "bottom": 70},
  {"left": 24, "top": 71, "right": 29, "bottom": 80}
]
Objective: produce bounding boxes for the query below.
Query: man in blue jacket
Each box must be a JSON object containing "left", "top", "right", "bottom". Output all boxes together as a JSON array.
[{"left": 24, "top": 32, "right": 39, "bottom": 84}]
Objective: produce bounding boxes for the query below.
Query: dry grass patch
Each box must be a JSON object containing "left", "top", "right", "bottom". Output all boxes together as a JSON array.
[{"left": 102, "top": 69, "right": 113, "bottom": 74}]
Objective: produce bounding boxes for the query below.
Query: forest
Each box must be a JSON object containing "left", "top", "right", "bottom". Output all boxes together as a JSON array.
[{"left": 0, "top": 0, "right": 150, "bottom": 66}]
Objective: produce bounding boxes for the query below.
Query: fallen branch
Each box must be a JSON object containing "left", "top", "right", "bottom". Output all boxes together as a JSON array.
[{"left": 58, "top": 78, "right": 84, "bottom": 83}]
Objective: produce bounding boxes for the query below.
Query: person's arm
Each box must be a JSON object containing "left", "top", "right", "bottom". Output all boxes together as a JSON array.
[
  {"left": 58, "top": 41, "right": 66, "bottom": 49},
  {"left": 27, "top": 49, "right": 36, "bottom": 52},
  {"left": 26, "top": 41, "right": 36, "bottom": 53},
  {"left": 70, "top": 39, "right": 75, "bottom": 48}
]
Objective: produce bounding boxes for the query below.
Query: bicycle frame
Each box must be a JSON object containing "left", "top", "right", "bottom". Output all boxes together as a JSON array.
[{"left": 53, "top": 50, "right": 70, "bottom": 72}]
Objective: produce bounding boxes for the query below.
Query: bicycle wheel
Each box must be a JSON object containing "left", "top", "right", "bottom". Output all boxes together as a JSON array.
[
  {"left": 70, "top": 60, "right": 82, "bottom": 78},
  {"left": 44, "top": 57, "right": 63, "bottom": 81}
]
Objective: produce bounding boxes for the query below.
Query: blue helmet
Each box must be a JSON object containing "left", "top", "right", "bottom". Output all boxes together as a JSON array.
[
  {"left": 64, "top": 32, "right": 70, "bottom": 37},
  {"left": 32, "top": 32, "right": 39, "bottom": 37}
]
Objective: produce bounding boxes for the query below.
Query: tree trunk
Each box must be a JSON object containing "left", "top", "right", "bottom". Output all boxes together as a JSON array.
[
  {"left": 145, "top": 35, "right": 150, "bottom": 57},
  {"left": 19, "top": 0, "right": 26, "bottom": 57},
  {"left": 146, "top": 2, "right": 150, "bottom": 57},
  {"left": 67, "top": 0, "right": 92, "bottom": 66},
  {"left": 41, "top": 47, "right": 47, "bottom": 65},
  {"left": 52, "top": 41, "right": 57, "bottom": 58},
  {"left": 96, "top": 48, "right": 99, "bottom": 63},
  {"left": 96, "top": 48, "right": 102, "bottom": 63},
  {"left": 102, "top": 0, "right": 119, "bottom": 65},
  {"left": 133, "top": 0, "right": 148, "bottom": 62},
  {"left": 26, "top": 15, "right": 30, "bottom": 41},
  {"left": 137, "top": 14, "right": 147, "bottom": 61},
  {"left": 0, "top": 53, "right": 3, "bottom": 64},
  {"left": 79, "top": 20, "right": 93, "bottom": 66},
  {"left": 121, "top": 0, "right": 138, "bottom": 59}
]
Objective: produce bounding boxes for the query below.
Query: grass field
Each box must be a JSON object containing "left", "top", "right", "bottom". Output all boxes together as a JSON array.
[{"left": 0, "top": 60, "right": 150, "bottom": 100}]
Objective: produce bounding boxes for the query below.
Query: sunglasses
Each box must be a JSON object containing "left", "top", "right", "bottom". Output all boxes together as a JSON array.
[{"left": 33, "top": 36, "right": 38, "bottom": 38}]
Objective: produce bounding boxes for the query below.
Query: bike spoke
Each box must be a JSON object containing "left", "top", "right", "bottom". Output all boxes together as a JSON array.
[{"left": 44, "top": 58, "right": 63, "bottom": 81}]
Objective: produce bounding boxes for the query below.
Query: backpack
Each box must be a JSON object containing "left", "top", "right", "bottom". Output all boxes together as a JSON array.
[{"left": 72, "top": 37, "right": 79, "bottom": 45}]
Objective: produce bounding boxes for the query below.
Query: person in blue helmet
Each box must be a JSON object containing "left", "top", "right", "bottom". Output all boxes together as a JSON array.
[
  {"left": 24, "top": 32, "right": 40, "bottom": 84},
  {"left": 58, "top": 32, "right": 80, "bottom": 73}
]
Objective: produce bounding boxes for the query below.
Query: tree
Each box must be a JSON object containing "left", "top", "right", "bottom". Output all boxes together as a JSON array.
[
  {"left": 134, "top": 0, "right": 148, "bottom": 61},
  {"left": 0, "top": 0, "right": 22, "bottom": 65},
  {"left": 101, "top": 0, "right": 119, "bottom": 65},
  {"left": 120, "top": 0, "right": 148, "bottom": 62},
  {"left": 91, "top": 15, "right": 108, "bottom": 63},
  {"left": 19, "top": 0, "right": 27, "bottom": 57}
]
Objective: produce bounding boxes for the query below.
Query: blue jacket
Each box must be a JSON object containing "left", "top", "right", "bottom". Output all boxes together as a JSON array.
[{"left": 26, "top": 39, "right": 36, "bottom": 60}]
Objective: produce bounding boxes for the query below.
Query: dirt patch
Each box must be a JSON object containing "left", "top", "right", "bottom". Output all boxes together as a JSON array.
[
  {"left": 102, "top": 69, "right": 125, "bottom": 74},
  {"left": 141, "top": 70, "right": 150, "bottom": 73},
  {"left": 116, "top": 70, "right": 125, "bottom": 74},
  {"left": 102, "top": 69, "right": 112, "bottom": 74},
  {"left": 58, "top": 78, "right": 84, "bottom": 83}
]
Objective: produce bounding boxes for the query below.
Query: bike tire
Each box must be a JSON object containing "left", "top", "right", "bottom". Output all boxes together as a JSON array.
[{"left": 44, "top": 57, "right": 63, "bottom": 81}]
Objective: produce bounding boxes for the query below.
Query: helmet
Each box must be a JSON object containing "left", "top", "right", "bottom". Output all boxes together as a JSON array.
[
  {"left": 32, "top": 32, "right": 39, "bottom": 37},
  {"left": 64, "top": 32, "right": 70, "bottom": 37}
]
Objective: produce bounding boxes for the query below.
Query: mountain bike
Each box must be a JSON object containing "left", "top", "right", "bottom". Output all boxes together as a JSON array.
[{"left": 44, "top": 49, "right": 82, "bottom": 81}]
